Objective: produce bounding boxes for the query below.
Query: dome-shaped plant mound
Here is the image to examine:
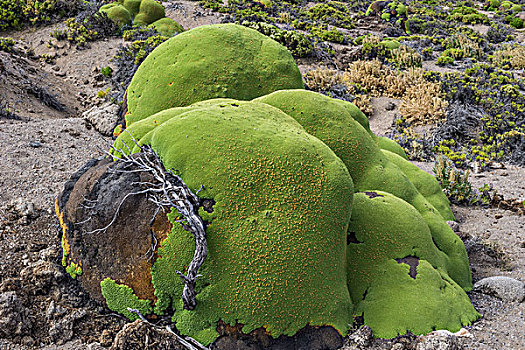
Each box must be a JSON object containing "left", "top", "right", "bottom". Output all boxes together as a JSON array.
[
  {"left": 57, "top": 24, "right": 480, "bottom": 347},
  {"left": 104, "top": 95, "right": 479, "bottom": 344},
  {"left": 346, "top": 191, "right": 479, "bottom": 338},
  {"left": 124, "top": 24, "right": 304, "bottom": 125},
  {"left": 114, "top": 99, "right": 354, "bottom": 344},
  {"left": 255, "top": 90, "right": 463, "bottom": 276},
  {"left": 99, "top": 3, "right": 132, "bottom": 27}
]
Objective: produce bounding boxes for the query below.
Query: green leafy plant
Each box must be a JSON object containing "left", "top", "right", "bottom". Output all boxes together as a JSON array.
[{"left": 100, "top": 66, "right": 113, "bottom": 78}]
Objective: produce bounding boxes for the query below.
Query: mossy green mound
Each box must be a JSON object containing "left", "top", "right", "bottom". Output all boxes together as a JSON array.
[
  {"left": 114, "top": 99, "right": 354, "bottom": 344},
  {"left": 108, "top": 93, "right": 479, "bottom": 344},
  {"left": 254, "top": 90, "right": 470, "bottom": 289},
  {"left": 124, "top": 24, "right": 304, "bottom": 125},
  {"left": 149, "top": 17, "right": 184, "bottom": 37},
  {"left": 122, "top": 0, "right": 142, "bottom": 17},
  {"left": 347, "top": 192, "right": 480, "bottom": 338},
  {"left": 100, "top": 278, "right": 153, "bottom": 321},
  {"left": 99, "top": 3, "right": 132, "bottom": 27},
  {"left": 135, "top": 0, "right": 165, "bottom": 24},
  {"left": 381, "top": 150, "right": 454, "bottom": 221}
]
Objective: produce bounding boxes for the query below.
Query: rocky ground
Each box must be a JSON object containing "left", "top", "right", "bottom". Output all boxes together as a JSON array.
[{"left": 1, "top": 1, "right": 524, "bottom": 349}]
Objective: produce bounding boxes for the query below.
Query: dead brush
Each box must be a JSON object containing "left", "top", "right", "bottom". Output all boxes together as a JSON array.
[
  {"left": 491, "top": 45, "right": 525, "bottom": 69},
  {"left": 352, "top": 94, "right": 373, "bottom": 115},
  {"left": 389, "top": 45, "right": 422, "bottom": 68},
  {"left": 342, "top": 59, "right": 386, "bottom": 95},
  {"left": 305, "top": 60, "right": 447, "bottom": 125},
  {"left": 304, "top": 67, "right": 343, "bottom": 91},
  {"left": 342, "top": 61, "right": 447, "bottom": 125},
  {"left": 304, "top": 67, "right": 373, "bottom": 115},
  {"left": 400, "top": 83, "right": 448, "bottom": 125},
  {"left": 444, "top": 33, "right": 482, "bottom": 59}
]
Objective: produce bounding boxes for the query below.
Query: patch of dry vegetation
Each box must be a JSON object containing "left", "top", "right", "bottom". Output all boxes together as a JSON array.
[{"left": 304, "top": 60, "right": 448, "bottom": 125}]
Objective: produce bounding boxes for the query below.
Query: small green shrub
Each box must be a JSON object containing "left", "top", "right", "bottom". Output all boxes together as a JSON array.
[
  {"left": 241, "top": 21, "right": 312, "bottom": 58},
  {"left": 433, "top": 155, "right": 493, "bottom": 206},
  {"left": 0, "top": 37, "right": 16, "bottom": 52},
  {"left": 101, "top": 66, "right": 113, "bottom": 77}
]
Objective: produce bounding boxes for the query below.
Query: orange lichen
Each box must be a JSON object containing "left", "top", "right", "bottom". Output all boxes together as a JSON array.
[{"left": 55, "top": 199, "right": 70, "bottom": 266}]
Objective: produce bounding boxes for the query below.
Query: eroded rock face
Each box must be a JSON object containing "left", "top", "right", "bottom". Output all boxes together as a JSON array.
[{"left": 56, "top": 156, "right": 171, "bottom": 302}]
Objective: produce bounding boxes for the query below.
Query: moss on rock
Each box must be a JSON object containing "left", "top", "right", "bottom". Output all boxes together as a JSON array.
[
  {"left": 124, "top": 24, "right": 304, "bottom": 125},
  {"left": 100, "top": 278, "right": 153, "bottom": 321}
]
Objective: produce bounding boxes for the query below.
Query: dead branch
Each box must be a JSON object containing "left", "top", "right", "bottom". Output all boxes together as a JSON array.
[
  {"left": 105, "top": 142, "right": 207, "bottom": 311},
  {"left": 127, "top": 308, "right": 209, "bottom": 350}
]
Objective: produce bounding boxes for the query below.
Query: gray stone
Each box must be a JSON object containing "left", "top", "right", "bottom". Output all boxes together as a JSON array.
[
  {"left": 20, "top": 260, "right": 65, "bottom": 294},
  {"left": 110, "top": 320, "right": 186, "bottom": 350},
  {"left": 82, "top": 102, "right": 119, "bottom": 136},
  {"left": 0, "top": 291, "right": 31, "bottom": 337},
  {"left": 416, "top": 332, "right": 461, "bottom": 350},
  {"left": 343, "top": 326, "right": 373, "bottom": 349},
  {"left": 473, "top": 276, "right": 525, "bottom": 302},
  {"left": 49, "top": 309, "right": 87, "bottom": 344}
]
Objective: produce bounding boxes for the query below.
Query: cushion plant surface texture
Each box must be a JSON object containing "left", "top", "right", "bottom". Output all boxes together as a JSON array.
[
  {"left": 60, "top": 23, "right": 479, "bottom": 347},
  {"left": 114, "top": 99, "right": 355, "bottom": 344},
  {"left": 108, "top": 96, "right": 479, "bottom": 344},
  {"left": 124, "top": 23, "right": 304, "bottom": 125}
]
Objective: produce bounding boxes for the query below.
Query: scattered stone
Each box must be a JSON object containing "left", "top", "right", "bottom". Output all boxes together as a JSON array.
[
  {"left": 416, "top": 331, "right": 461, "bottom": 350},
  {"left": 20, "top": 260, "right": 65, "bottom": 295},
  {"left": 46, "top": 299, "right": 68, "bottom": 320},
  {"left": 212, "top": 324, "right": 343, "bottom": 350},
  {"left": 385, "top": 101, "right": 396, "bottom": 111},
  {"left": 4, "top": 198, "right": 40, "bottom": 225},
  {"left": 0, "top": 291, "right": 31, "bottom": 338},
  {"left": 100, "top": 329, "right": 114, "bottom": 347},
  {"left": 343, "top": 326, "right": 373, "bottom": 349},
  {"left": 39, "top": 246, "right": 59, "bottom": 262},
  {"left": 29, "top": 140, "right": 42, "bottom": 148},
  {"left": 447, "top": 221, "right": 460, "bottom": 233},
  {"left": 49, "top": 309, "right": 87, "bottom": 344},
  {"left": 82, "top": 102, "right": 120, "bottom": 136},
  {"left": 473, "top": 276, "right": 525, "bottom": 302}
]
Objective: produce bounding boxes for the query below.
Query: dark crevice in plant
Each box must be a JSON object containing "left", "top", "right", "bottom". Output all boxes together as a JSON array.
[{"left": 395, "top": 256, "right": 419, "bottom": 279}]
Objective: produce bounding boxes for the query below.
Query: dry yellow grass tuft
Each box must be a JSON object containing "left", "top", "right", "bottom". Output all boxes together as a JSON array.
[
  {"left": 305, "top": 59, "right": 448, "bottom": 125},
  {"left": 491, "top": 45, "right": 525, "bottom": 69}
]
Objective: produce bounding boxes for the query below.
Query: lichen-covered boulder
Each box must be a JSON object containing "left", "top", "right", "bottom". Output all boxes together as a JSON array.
[
  {"left": 99, "top": 3, "right": 132, "bottom": 27},
  {"left": 124, "top": 24, "right": 304, "bottom": 125},
  {"left": 346, "top": 191, "right": 479, "bottom": 338},
  {"left": 133, "top": 0, "right": 165, "bottom": 26},
  {"left": 148, "top": 17, "right": 184, "bottom": 37}
]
